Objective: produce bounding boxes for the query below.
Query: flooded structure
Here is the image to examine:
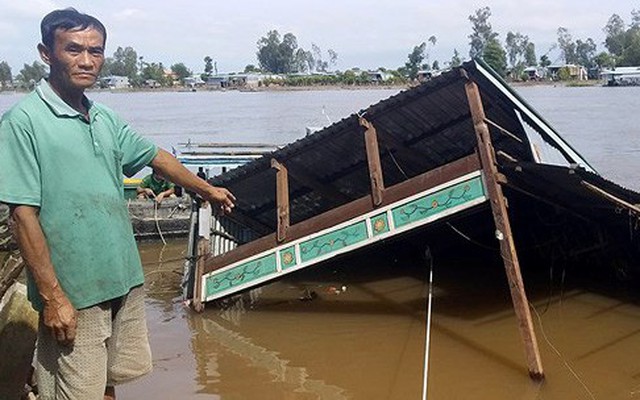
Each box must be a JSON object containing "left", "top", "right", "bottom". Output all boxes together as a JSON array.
[{"left": 182, "top": 59, "right": 640, "bottom": 379}]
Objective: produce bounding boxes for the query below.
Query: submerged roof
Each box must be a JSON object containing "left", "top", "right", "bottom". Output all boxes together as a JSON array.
[{"left": 211, "top": 59, "right": 593, "bottom": 234}]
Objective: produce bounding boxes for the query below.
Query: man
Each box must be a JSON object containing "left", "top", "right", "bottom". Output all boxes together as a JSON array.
[
  {"left": 137, "top": 168, "right": 175, "bottom": 203},
  {"left": 0, "top": 8, "right": 235, "bottom": 400}
]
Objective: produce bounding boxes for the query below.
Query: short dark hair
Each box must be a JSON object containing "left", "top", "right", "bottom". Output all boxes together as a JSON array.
[{"left": 40, "top": 8, "right": 107, "bottom": 49}]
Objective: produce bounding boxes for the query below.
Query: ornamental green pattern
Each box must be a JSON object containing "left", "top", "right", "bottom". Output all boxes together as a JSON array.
[
  {"left": 371, "top": 212, "right": 390, "bottom": 236},
  {"left": 205, "top": 253, "right": 277, "bottom": 297},
  {"left": 300, "top": 221, "right": 368, "bottom": 262},
  {"left": 392, "top": 177, "right": 484, "bottom": 228}
]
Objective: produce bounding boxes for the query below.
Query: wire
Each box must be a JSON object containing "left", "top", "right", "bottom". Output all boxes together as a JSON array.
[
  {"left": 446, "top": 222, "right": 498, "bottom": 251},
  {"left": 385, "top": 143, "right": 410, "bottom": 180}
]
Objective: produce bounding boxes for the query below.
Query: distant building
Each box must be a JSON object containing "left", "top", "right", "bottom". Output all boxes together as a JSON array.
[
  {"left": 183, "top": 76, "right": 205, "bottom": 88},
  {"left": 366, "top": 70, "right": 393, "bottom": 83},
  {"left": 99, "top": 75, "right": 129, "bottom": 89},
  {"left": 417, "top": 69, "right": 442, "bottom": 82},
  {"left": 547, "top": 64, "right": 588, "bottom": 80},
  {"left": 143, "top": 79, "right": 160, "bottom": 88},
  {"left": 600, "top": 66, "right": 640, "bottom": 86},
  {"left": 206, "top": 73, "right": 265, "bottom": 89},
  {"left": 523, "top": 66, "right": 544, "bottom": 80}
]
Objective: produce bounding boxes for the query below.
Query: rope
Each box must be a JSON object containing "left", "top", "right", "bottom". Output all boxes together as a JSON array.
[
  {"left": 421, "top": 247, "right": 434, "bottom": 400},
  {"left": 154, "top": 200, "right": 167, "bottom": 245},
  {"left": 529, "top": 302, "right": 597, "bottom": 400}
]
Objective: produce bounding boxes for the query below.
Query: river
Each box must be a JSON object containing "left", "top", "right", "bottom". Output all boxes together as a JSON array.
[{"left": 1, "top": 84, "right": 640, "bottom": 399}]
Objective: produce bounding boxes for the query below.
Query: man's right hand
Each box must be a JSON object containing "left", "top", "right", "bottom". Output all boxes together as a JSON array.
[{"left": 42, "top": 290, "right": 78, "bottom": 346}]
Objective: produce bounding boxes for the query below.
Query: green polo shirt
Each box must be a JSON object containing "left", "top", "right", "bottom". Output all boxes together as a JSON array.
[
  {"left": 0, "top": 79, "right": 158, "bottom": 311},
  {"left": 140, "top": 174, "right": 175, "bottom": 195}
]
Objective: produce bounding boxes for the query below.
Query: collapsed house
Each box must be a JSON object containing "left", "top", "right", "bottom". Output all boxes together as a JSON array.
[{"left": 182, "top": 59, "right": 640, "bottom": 379}]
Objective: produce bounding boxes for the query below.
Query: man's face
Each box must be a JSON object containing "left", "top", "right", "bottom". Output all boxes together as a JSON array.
[{"left": 40, "top": 27, "right": 105, "bottom": 91}]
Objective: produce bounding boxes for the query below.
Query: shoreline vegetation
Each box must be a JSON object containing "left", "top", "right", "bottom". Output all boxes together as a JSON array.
[{"left": 0, "top": 78, "right": 604, "bottom": 96}]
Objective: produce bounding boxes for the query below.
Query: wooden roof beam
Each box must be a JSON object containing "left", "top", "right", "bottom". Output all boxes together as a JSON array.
[{"left": 360, "top": 116, "right": 385, "bottom": 206}]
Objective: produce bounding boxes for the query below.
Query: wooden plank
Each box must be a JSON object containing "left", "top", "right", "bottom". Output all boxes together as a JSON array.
[
  {"left": 271, "top": 159, "right": 290, "bottom": 242},
  {"left": 581, "top": 180, "right": 640, "bottom": 215},
  {"left": 465, "top": 78, "right": 544, "bottom": 380},
  {"left": 204, "top": 154, "right": 481, "bottom": 275},
  {"left": 359, "top": 117, "right": 385, "bottom": 206},
  {"left": 192, "top": 237, "right": 209, "bottom": 312}
]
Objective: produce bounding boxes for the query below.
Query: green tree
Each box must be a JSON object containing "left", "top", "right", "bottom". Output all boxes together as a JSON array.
[
  {"left": 539, "top": 54, "right": 551, "bottom": 68},
  {"left": 632, "top": 9, "right": 640, "bottom": 29},
  {"left": 405, "top": 42, "right": 426, "bottom": 80},
  {"left": 594, "top": 52, "right": 615, "bottom": 69},
  {"left": 575, "top": 38, "right": 597, "bottom": 68},
  {"left": 256, "top": 30, "right": 304, "bottom": 74},
  {"left": 483, "top": 38, "right": 507, "bottom": 77},
  {"left": 102, "top": 46, "right": 138, "bottom": 80},
  {"left": 141, "top": 62, "right": 170, "bottom": 86},
  {"left": 170, "top": 63, "right": 192, "bottom": 83},
  {"left": 328, "top": 49, "right": 338, "bottom": 69},
  {"left": 603, "top": 14, "right": 626, "bottom": 57},
  {"left": 468, "top": 7, "right": 498, "bottom": 58},
  {"left": 557, "top": 27, "right": 577, "bottom": 64},
  {"left": 17, "top": 61, "right": 47, "bottom": 89},
  {"left": 505, "top": 31, "right": 535, "bottom": 70},
  {"left": 524, "top": 42, "right": 537, "bottom": 66},
  {"left": 450, "top": 49, "right": 462, "bottom": 67},
  {"left": 244, "top": 64, "right": 260, "bottom": 73},
  {"left": 603, "top": 10, "right": 640, "bottom": 66},
  {"left": 0, "top": 61, "right": 12, "bottom": 88},
  {"left": 204, "top": 56, "right": 213, "bottom": 77}
]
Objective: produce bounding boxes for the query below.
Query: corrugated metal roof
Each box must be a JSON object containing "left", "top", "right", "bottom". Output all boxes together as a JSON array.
[{"left": 210, "top": 59, "right": 593, "bottom": 234}]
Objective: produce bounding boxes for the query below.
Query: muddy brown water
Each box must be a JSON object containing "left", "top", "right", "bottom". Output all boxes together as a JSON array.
[{"left": 116, "top": 235, "right": 640, "bottom": 400}]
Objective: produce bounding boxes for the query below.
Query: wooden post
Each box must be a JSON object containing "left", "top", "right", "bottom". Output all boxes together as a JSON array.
[
  {"left": 359, "top": 117, "right": 385, "bottom": 206},
  {"left": 192, "top": 203, "right": 212, "bottom": 312},
  {"left": 271, "top": 159, "right": 290, "bottom": 243},
  {"left": 465, "top": 79, "right": 544, "bottom": 380}
]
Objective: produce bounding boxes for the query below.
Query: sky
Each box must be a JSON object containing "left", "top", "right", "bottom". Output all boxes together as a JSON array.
[{"left": 0, "top": 0, "right": 637, "bottom": 75}]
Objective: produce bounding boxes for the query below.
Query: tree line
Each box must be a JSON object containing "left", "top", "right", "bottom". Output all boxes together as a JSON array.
[{"left": 1, "top": 6, "right": 639, "bottom": 90}]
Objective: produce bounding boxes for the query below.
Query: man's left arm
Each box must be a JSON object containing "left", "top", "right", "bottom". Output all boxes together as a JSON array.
[{"left": 151, "top": 149, "right": 235, "bottom": 213}]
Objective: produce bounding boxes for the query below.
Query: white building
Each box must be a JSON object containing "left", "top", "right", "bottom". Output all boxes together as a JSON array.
[
  {"left": 600, "top": 66, "right": 640, "bottom": 86},
  {"left": 99, "top": 75, "right": 129, "bottom": 89}
]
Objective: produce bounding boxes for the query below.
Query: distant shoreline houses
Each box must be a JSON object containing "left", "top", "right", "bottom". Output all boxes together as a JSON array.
[{"left": 96, "top": 63, "right": 640, "bottom": 91}]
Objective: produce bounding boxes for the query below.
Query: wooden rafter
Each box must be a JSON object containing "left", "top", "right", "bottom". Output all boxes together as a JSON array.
[
  {"left": 271, "top": 159, "right": 290, "bottom": 242},
  {"left": 359, "top": 117, "right": 385, "bottom": 206}
]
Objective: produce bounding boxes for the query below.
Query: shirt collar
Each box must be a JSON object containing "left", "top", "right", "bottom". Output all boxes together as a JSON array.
[{"left": 36, "top": 79, "right": 95, "bottom": 118}]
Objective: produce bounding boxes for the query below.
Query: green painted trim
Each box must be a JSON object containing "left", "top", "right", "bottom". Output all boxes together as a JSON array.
[
  {"left": 205, "top": 253, "right": 277, "bottom": 297},
  {"left": 392, "top": 177, "right": 484, "bottom": 228},
  {"left": 202, "top": 173, "right": 487, "bottom": 302},
  {"left": 299, "top": 221, "right": 368, "bottom": 262},
  {"left": 279, "top": 246, "right": 297, "bottom": 270}
]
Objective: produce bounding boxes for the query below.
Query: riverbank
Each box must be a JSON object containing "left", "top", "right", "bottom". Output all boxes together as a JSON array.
[{"left": 0, "top": 78, "right": 606, "bottom": 96}]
